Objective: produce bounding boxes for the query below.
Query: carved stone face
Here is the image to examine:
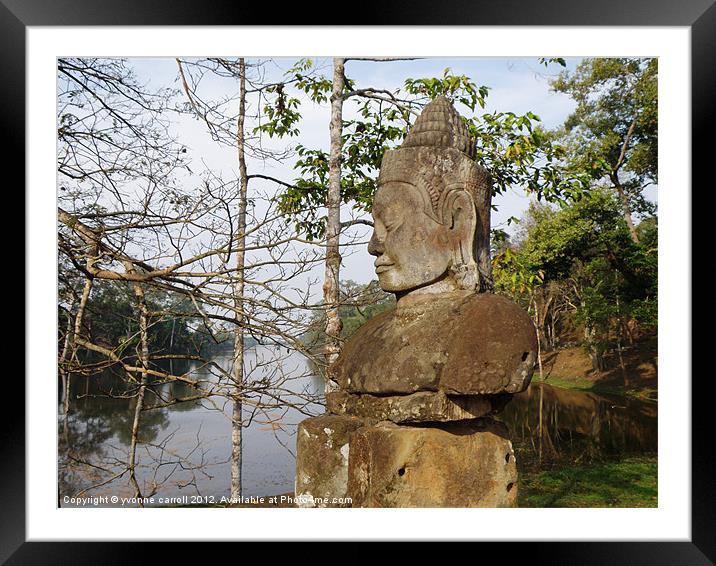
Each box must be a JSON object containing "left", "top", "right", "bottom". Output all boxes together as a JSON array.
[{"left": 368, "top": 182, "right": 452, "bottom": 293}]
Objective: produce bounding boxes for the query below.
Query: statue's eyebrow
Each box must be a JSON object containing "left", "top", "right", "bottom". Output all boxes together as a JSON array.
[
  {"left": 372, "top": 197, "right": 394, "bottom": 215},
  {"left": 372, "top": 201, "right": 387, "bottom": 216},
  {"left": 380, "top": 202, "right": 404, "bottom": 221}
]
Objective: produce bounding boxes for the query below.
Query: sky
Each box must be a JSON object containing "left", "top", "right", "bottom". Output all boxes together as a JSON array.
[{"left": 123, "top": 56, "right": 654, "bottom": 287}]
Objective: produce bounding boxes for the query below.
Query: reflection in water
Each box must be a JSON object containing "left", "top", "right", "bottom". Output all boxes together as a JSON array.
[
  {"left": 501, "top": 382, "right": 657, "bottom": 472},
  {"left": 59, "top": 347, "right": 324, "bottom": 505},
  {"left": 59, "top": 352, "right": 656, "bottom": 506}
]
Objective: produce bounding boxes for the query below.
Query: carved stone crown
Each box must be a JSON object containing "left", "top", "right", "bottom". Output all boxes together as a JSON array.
[
  {"left": 402, "top": 95, "right": 476, "bottom": 158},
  {"left": 377, "top": 96, "right": 491, "bottom": 225}
]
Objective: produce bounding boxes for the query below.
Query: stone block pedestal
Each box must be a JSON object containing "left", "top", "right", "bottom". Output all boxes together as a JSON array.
[
  {"left": 294, "top": 414, "right": 518, "bottom": 508},
  {"left": 347, "top": 418, "right": 518, "bottom": 508},
  {"left": 294, "top": 414, "right": 368, "bottom": 508}
]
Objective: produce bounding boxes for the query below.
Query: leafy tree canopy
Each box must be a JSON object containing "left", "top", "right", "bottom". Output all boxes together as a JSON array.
[
  {"left": 257, "top": 60, "right": 589, "bottom": 239},
  {"left": 550, "top": 58, "right": 657, "bottom": 219}
]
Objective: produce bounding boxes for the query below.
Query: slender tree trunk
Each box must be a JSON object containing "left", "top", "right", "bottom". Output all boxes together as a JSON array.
[
  {"left": 585, "top": 323, "right": 595, "bottom": 371},
  {"left": 169, "top": 317, "right": 176, "bottom": 376},
  {"left": 615, "top": 292, "right": 629, "bottom": 387},
  {"left": 541, "top": 294, "right": 553, "bottom": 352},
  {"left": 536, "top": 327, "right": 544, "bottom": 381},
  {"left": 65, "top": 278, "right": 93, "bottom": 422},
  {"left": 531, "top": 296, "right": 545, "bottom": 381},
  {"left": 231, "top": 58, "right": 249, "bottom": 501},
  {"left": 323, "top": 57, "right": 345, "bottom": 392},
  {"left": 59, "top": 296, "right": 76, "bottom": 439},
  {"left": 125, "top": 263, "right": 149, "bottom": 506},
  {"left": 584, "top": 323, "right": 605, "bottom": 372},
  {"left": 611, "top": 172, "right": 639, "bottom": 244}
]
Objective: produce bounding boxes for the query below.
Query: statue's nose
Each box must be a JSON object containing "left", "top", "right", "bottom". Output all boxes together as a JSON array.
[{"left": 368, "top": 231, "right": 383, "bottom": 257}]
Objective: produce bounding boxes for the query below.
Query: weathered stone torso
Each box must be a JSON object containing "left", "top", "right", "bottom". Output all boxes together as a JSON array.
[{"left": 331, "top": 291, "right": 537, "bottom": 395}]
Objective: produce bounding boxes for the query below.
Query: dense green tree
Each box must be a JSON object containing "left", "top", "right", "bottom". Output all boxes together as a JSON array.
[
  {"left": 550, "top": 58, "right": 658, "bottom": 243},
  {"left": 494, "top": 189, "right": 656, "bottom": 373},
  {"left": 301, "top": 279, "right": 394, "bottom": 350},
  {"left": 338, "top": 279, "right": 395, "bottom": 338}
]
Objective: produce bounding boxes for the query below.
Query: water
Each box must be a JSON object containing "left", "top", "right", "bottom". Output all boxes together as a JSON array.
[
  {"left": 59, "top": 346, "right": 324, "bottom": 505},
  {"left": 59, "top": 351, "right": 656, "bottom": 506},
  {"left": 502, "top": 382, "right": 657, "bottom": 471}
]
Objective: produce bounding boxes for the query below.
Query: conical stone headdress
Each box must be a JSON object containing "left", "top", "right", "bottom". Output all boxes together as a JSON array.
[
  {"left": 402, "top": 95, "right": 476, "bottom": 158},
  {"left": 377, "top": 96, "right": 493, "bottom": 291}
]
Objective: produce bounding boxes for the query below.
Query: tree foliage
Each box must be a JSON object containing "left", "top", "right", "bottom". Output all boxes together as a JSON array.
[
  {"left": 301, "top": 279, "right": 395, "bottom": 350},
  {"left": 550, "top": 58, "right": 658, "bottom": 224},
  {"left": 494, "top": 189, "right": 657, "bottom": 370},
  {"left": 257, "top": 61, "right": 590, "bottom": 239},
  {"left": 68, "top": 280, "right": 205, "bottom": 360}
]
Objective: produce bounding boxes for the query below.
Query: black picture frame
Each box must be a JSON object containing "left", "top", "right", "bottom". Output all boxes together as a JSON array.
[{"left": 10, "top": 0, "right": 706, "bottom": 562}]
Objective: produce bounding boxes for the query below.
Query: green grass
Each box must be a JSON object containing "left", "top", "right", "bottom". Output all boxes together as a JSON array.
[
  {"left": 518, "top": 456, "right": 657, "bottom": 508},
  {"left": 541, "top": 375, "right": 657, "bottom": 401},
  {"left": 541, "top": 375, "right": 596, "bottom": 391}
]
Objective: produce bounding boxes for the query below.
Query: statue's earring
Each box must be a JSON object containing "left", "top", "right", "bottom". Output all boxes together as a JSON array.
[
  {"left": 450, "top": 257, "right": 479, "bottom": 290},
  {"left": 449, "top": 229, "right": 478, "bottom": 290},
  {"left": 445, "top": 190, "right": 479, "bottom": 291}
]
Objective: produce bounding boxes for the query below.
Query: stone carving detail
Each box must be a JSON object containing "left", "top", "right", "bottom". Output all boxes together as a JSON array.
[
  {"left": 295, "top": 96, "right": 537, "bottom": 508},
  {"left": 326, "top": 390, "right": 511, "bottom": 423},
  {"left": 374, "top": 96, "right": 493, "bottom": 293}
]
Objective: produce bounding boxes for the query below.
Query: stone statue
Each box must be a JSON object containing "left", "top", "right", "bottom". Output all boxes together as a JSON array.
[
  {"left": 368, "top": 95, "right": 492, "bottom": 297},
  {"left": 330, "top": 97, "right": 537, "bottom": 397},
  {"left": 295, "top": 96, "right": 537, "bottom": 508}
]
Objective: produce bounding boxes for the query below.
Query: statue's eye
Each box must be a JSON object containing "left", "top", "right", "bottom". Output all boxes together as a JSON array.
[{"left": 383, "top": 213, "right": 402, "bottom": 231}]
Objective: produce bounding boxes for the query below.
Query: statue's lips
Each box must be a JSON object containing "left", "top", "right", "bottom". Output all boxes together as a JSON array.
[{"left": 374, "top": 263, "right": 394, "bottom": 274}]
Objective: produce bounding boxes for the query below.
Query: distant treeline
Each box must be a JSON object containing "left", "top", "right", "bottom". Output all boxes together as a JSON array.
[{"left": 58, "top": 281, "right": 263, "bottom": 362}]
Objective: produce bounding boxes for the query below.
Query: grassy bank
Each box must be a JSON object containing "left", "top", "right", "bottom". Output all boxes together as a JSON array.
[
  {"left": 518, "top": 456, "right": 657, "bottom": 508},
  {"left": 537, "top": 375, "right": 656, "bottom": 401},
  {"left": 166, "top": 457, "right": 658, "bottom": 508},
  {"left": 536, "top": 337, "right": 658, "bottom": 401}
]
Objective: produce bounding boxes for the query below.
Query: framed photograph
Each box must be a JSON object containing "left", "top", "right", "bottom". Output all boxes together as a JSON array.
[{"left": 14, "top": 0, "right": 706, "bottom": 561}]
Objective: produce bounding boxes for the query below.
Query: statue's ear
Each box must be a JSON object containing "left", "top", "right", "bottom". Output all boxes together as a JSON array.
[{"left": 445, "top": 191, "right": 477, "bottom": 265}]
